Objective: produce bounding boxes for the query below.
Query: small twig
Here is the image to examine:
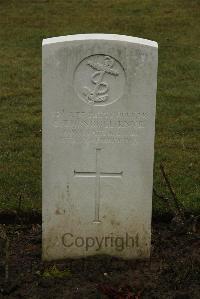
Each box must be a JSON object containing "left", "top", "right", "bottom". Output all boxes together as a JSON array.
[
  {"left": 15, "top": 194, "right": 23, "bottom": 225},
  {"left": 153, "top": 187, "right": 168, "bottom": 202},
  {"left": 5, "top": 239, "right": 9, "bottom": 283},
  {"left": 17, "top": 194, "right": 22, "bottom": 213},
  {"left": 153, "top": 188, "right": 173, "bottom": 212},
  {"left": 160, "top": 163, "right": 185, "bottom": 221}
]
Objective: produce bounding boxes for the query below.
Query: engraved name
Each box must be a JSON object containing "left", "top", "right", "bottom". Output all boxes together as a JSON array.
[{"left": 53, "top": 111, "right": 148, "bottom": 144}]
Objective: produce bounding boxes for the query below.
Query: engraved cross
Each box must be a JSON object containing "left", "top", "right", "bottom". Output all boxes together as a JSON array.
[{"left": 74, "top": 148, "right": 123, "bottom": 223}]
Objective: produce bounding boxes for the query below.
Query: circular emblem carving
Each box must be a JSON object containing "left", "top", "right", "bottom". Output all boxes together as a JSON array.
[{"left": 74, "top": 54, "right": 126, "bottom": 106}]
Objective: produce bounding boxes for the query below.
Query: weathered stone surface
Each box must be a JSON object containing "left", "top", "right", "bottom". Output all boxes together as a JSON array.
[{"left": 42, "top": 34, "right": 158, "bottom": 260}]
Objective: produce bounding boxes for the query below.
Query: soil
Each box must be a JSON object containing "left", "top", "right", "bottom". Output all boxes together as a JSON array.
[{"left": 0, "top": 221, "right": 199, "bottom": 299}]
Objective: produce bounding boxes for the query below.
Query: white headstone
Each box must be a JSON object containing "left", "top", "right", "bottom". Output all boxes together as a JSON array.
[{"left": 42, "top": 34, "right": 158, "bottom": 260}]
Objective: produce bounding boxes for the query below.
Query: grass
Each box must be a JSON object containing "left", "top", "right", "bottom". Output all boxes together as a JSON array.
[
  {"left": 0, "top": 0, "right": 199, "bottom": 214},
  {"left": 40, "top": 265, "right": 71, "bottom": 278}
]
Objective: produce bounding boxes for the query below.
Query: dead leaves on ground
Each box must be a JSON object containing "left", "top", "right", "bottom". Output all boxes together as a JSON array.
[{"left": 97, "top": 283, "right": 142, "bottom": 299}]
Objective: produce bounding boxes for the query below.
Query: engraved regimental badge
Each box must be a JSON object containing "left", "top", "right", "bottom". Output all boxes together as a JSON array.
[{"left": 74, "top": 54, "right": 126, "bottom": 106}]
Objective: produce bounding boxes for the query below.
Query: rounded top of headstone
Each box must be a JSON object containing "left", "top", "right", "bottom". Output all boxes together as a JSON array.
[{"left": 42, "top": 34, "right": 158, "bottom": 48}]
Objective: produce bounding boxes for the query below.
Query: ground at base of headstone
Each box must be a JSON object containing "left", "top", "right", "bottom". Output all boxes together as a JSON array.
[{"left": 0, "top": 222, "right": 199, "bottom": 299}]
